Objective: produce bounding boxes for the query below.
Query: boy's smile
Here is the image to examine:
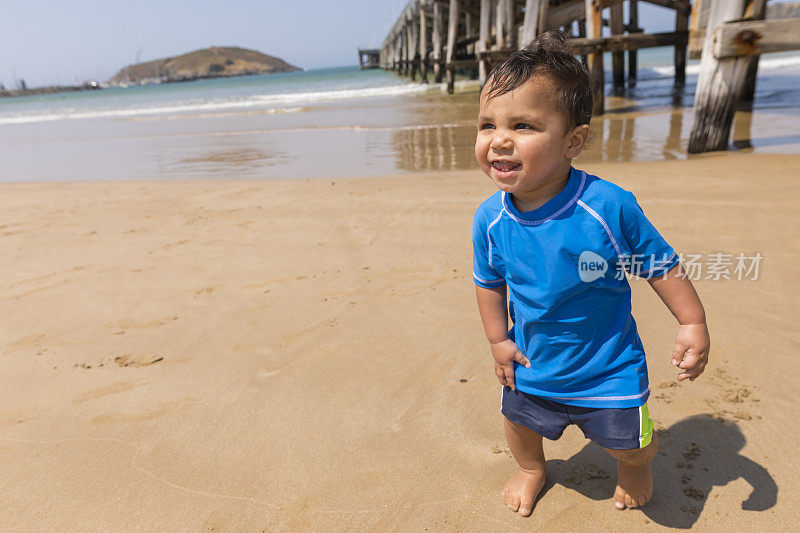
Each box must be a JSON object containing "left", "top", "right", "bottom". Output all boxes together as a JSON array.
[{"left": 475, "top": 77, "right": 589, "bottom": 212}]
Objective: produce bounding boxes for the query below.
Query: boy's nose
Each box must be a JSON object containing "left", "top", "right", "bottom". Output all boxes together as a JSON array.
[{"left": 490, "top": 130, "right": 513, "bottom": 151}]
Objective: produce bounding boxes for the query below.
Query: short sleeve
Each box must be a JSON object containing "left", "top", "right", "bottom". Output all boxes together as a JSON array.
[
  {"left": 619, "top": 192, "right": 680, "bottom": 278},
  {"left": 472, "top": 210, "right": 505, "bottom": 288}
]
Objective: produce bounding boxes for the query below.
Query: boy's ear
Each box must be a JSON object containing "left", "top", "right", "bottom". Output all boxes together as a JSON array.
[{"left": 564, "top": 124, "right": 590, "bottom": 158}]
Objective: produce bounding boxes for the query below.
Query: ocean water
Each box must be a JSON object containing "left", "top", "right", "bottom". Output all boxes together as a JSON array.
[{"left": 1, "top": 49, "right": 799, "bottom": 182}]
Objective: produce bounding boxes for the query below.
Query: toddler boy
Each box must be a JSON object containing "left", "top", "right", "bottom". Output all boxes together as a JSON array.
[{"left": 472, "top": 32, "right": 710, "bottom": 515}]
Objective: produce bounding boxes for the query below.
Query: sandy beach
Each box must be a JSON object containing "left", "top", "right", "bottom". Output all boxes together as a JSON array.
[{"left": 0, "top": 151, "right": 797, "bottom": 530}]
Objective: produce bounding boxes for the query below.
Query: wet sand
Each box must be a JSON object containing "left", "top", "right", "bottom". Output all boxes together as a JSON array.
[{"left": 0, "top": 151, "right": 796, "bottom": 529}]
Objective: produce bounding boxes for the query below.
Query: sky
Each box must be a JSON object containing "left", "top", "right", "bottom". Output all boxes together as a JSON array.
[{"left": 1, "top": 0, "right": 678, "bottom": 89}]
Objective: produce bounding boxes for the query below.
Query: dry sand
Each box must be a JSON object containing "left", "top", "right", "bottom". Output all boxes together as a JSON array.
[{"left": 1, "top": 152, "right": 798, "bottom": 530}]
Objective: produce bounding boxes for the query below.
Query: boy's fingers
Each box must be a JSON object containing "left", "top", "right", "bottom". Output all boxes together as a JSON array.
[
  {"left": 514, "top": 351, "right": 531, "bottom": 368},
  {"left": 504, "top": 368, "right": 516, "bottom": 391},
  {"left": 671, "top": 344, "right": 687, "bottom": 366},
  {"left": 677, "top": 362, "right": 706, "bottom": 381},
  {"left": 678, "top": 352, "right": 705, "bottom": 370}
]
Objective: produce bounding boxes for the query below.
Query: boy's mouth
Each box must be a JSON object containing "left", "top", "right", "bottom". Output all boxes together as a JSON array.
[{"left": 491, "top": 160, "right": 521, "bottom": 174}]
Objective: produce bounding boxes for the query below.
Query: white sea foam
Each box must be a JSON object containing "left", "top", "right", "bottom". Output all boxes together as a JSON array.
[
  {"left": 0, "top": 82, "right": 438, "bottom": 125},
  {"left": 649, "top": 53, "right": 800, "bottom": 77}
]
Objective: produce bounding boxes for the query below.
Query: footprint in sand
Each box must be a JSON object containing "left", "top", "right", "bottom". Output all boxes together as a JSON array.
[
  {"left": 114, "top": 354, "right": 164, "bottom": 367},
  {"left": 106, "top": 316, "right": 179, "bottom": 330}
]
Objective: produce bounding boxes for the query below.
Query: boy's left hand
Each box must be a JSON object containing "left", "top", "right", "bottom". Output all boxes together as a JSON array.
[{"left": 671, "top": 323, "right": 710, "bottom": 381}]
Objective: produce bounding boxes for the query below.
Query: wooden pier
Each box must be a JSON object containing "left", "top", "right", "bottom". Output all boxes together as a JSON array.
[
  {"left": 358, "top": 48, "right": 380, "bottom": 69},
  {"left": 368, "top": 0, "right": 800, "bottom": 154}
]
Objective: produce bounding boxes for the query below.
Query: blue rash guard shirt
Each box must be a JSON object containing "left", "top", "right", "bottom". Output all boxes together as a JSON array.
[{"left": 472, "top": 167, "right": 680, "bottom": 409}]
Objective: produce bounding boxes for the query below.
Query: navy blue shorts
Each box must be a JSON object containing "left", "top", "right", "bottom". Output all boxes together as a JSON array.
[{"left": 500, "top": 386, "right": 654, "bottom": 450}]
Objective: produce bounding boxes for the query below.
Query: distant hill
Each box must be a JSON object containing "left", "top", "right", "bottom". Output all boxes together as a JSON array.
[{"left": 109, "top": 46, "right": 300, "bottom": 86}]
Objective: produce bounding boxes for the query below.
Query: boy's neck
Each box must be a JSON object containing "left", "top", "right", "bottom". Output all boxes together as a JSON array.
[{"left": 510, "top": 168, "right": 572, "bottom": 213}]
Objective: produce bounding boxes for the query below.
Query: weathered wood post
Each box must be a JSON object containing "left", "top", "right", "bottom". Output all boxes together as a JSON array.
[
  {"left": 688, "top": 0, "right": 749, "bottom": 153},
  {"left": 504, "top": 0, "right": 516, "bottom": 50},
  {"left": 585, "top": 0, "right": 604, "bottom": 115},
  {"left": 396, "top": 34, "right": 403, "bottom": 72},
  {"left": 520, "top": 0, "right": 543, "bottom": 49},
  {"left": 578, "top": 19, "right": 588, "bottom": 69},
  {"left": 400, "top": 25, "right": 408, "bottom": 76},
  {"left": 628, "top": 0, "right": 639, "bottom": 87},
  {"left": 420, "top": 5, "right": 429, "bottom": 83},
  {"left": 406, "top": 9, "right": 415, "bottom": 80},
  {"left": 610, "top": 2, "right": 625, "bottom": 95},
  {"left": 465, "top": 9, "right": 478, "bottom": 79},
  {"left": 433, "top": 1, "right": 444, "bottom": 82},
  {"left": 446, "top": 0, "right": 460, "bottom": 93},
  {"left": 739, "top": 0, "right": 767, "bottom": 105},
  {"left": 674, "top": 0, "right": 690, "bottom": 87},
  {"left": 478, "top": 0, "right": 491, "bottom": 83},
  {"left": 409, "top": 6, "right": 420, "bottom": 81},
  {"left": 495, "top": 0, "right": 506, "bottom": 49}
]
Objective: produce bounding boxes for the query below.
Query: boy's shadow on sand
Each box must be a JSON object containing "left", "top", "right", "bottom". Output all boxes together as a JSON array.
[{"left": 538, "top": 414, "right": 777, "bottom": 528}]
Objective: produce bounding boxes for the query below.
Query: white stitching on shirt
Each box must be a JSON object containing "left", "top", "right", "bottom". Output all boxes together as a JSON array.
[
  {"left": 473, "top": 272, "right": 505, "bottom": 284},
  {"left": 501, "top": 170, "right": 587, "bottom": 226},
  {"left": 576, "top": 199, "right": 624, "bottom": 259},
  {"left": 486, "top": 210, "right": 504, "bottom": 269}
]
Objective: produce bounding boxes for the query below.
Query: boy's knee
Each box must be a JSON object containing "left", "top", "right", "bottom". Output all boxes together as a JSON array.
[{"left": 605, "top": 431, "right": 658, "bottom": 466}]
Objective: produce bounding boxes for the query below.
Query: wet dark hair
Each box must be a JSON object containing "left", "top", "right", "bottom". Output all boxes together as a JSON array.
[{"left": 483, "top": 30, "right": 592, "bottom": 134}]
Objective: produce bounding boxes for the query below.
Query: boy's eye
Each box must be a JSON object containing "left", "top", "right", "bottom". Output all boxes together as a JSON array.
[
  {"left": 479, "top": 123, "right": 495, "bottom": 130},
  {"left": 515, "top": 123, "right": 534, "bottom": 130}
]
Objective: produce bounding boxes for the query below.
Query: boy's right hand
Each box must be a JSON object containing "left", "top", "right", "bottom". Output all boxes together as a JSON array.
[{"left": 490, "top": 339, "right": 531, "bottom": 391}]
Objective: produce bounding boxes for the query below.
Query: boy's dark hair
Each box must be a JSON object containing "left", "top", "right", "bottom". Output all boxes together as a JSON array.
[{"left": 484, "top": 30, "right": 592, "bottom": 134}]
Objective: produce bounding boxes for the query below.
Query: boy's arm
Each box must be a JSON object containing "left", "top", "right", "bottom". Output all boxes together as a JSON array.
[
  {"left": 647, "top": 263, "right": 710, "bottom": 381},
  {"left": 475, "top": 284, "right": 530, "bottom": 390}
]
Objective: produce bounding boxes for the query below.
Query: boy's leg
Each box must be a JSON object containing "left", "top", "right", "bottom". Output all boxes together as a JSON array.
[
  {"left": 503, "top": 417, "right": 547, "bottom": 516},
  {"left": 604, "top": 431, "right": 659, "bottom": 509}
]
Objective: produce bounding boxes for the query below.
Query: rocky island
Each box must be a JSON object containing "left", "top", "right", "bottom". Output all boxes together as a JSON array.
[{"left": 109, "top": 46, "right": 301, "bottom": 86}]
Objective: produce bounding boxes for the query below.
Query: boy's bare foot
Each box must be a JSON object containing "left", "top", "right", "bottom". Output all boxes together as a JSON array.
[
  {"left": 502, "top": 467, "right": 546, "bottom": 516},
  {"left": 613, "top": 460, "right": 653, "bottom": 509}
]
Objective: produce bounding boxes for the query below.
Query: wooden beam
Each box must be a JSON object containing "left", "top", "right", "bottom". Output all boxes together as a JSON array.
[
  {"left": 585, "top": 0, "right": 604, "bottom": 115},
  {"left": 420, "top": 6, "right": 429, "bottom": 82},
  {"left": 640, "top": 0, "right": 684, "bottom": 9},
  {"left": 688, "top": 0, "right": 750, "bottom": 153},
  {"left": 569, "top": 31, "right": 688, "bottom": 54},
  {"left": 629, "top": 0, "right": 639, "bottom": 87},
  {"left": 504, "top": 0, "right": 516, "bottom": 50},
  {"left": 739, "top": 0, "right": 768, "bottom": 104},
  {"left": 521, "top": 0, "right": 544, "bottom": 49},
  {"left": 674, "top": 0, "right": 690, "bottom": 87},
  {"left": 689, "top": 0, "right": 710, "bottom": 59},
  {"left": 433, "top": 1, "right": 443, "bottom": 82},
  {"left": 409, "top": 9, "right": 420, "bottom": 81},
  {"left": 478, "top": 0, "right": 491, "bottom": 83},
  {"left": 713, "top": 18, "right": 800, "bottom": 59},
  {"left": 495, "top": 0, "right": 506, "bottom": 49},
  {"left": 610, "top": 2, "right": 625, "bottom": 94},
  {"left": 446, "top": 0, "right": 460, "bottom": 93},
  {"left": 545, "top": 0, "right": 625, "bottom": 28}
]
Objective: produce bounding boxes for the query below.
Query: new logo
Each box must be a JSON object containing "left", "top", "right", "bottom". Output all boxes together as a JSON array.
[{"left": 578, "top": 251, "right": 608, "bottom": 282}]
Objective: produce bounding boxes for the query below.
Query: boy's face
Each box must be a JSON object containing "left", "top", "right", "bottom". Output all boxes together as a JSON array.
[{"left": 475, "top": 77, "right": 588, "bottom": 199}]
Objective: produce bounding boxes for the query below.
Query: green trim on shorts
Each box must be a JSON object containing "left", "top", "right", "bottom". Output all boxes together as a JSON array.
[{"left": 640, "top": 402, "right": 654, "bottom": 448}]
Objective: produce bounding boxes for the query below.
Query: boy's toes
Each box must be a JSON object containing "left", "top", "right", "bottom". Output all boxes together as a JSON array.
[
  {"left": 614, "top": 487, "right": 640, "bottom": 509},
  {"left": 506, "top": 494, "right": 520, "bottom": 512},
  {"left": 518, "top": 500, "right": 534, "bottom": 517}
]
